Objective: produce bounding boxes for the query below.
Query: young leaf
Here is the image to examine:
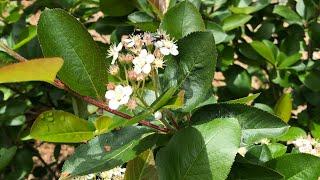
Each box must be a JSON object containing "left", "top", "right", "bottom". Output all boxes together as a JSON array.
[
  {"left": 274, "top": 93, "right": 292, "bottom": 123},
  {"left": 30, "top": 110, "right": 95, "bottom": 143},
  {"left": 250, "top": 40, "right": 277, "bottom": 64},
  {"left": 163, "top": 32, "right": 217, "bottom": 112},
  {"left": 156, "top": 118, "right": 241, "bottom": 180},
  {"left": 160, "top": 1, "right": 205, "bottom": 39},
  {"left": 0, "top": 58, "right": 63, "bottom": 84},
  {"left": 273, "top": 5, "right": 303, "bottom": 25},
  {"left": 265, "top": 153, "right": 320, "bottom": 179},
  {"left": 276, "top": 126, "right": 307, "bottom": 141},
  {"left": 62, "top": 127, "right": 157, "bottom": 176},
  {"left": 37, "top": 9, "right": 108, "bottom": 99},
  {"left": 222, "top": 14, "right": 252, "bottom": 31},
  {"left": 124, "top": 149, "right": 158, "bottom": 180},
  {"left": 93, "top": 116, "right": 127, "bottom": 135},
  {"left": 267, "top": 143, "right": 287, "bottom": 159},
  {"left": 191, "top": 104, "right": 289, "bottom": 145},
  {"left": 0, "top": 146, "right": 17, "bottom": 171},
  {"left": 225, "top": 93, "right": 260, "bottom": 104}
]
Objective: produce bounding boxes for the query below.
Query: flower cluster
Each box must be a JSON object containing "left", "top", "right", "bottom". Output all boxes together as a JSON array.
[
  {"left": 105, "top": 30, "right": 179, "bottom": 110},
  {"left": 289, "top": 135, "right": 320, "bottom": 157}
]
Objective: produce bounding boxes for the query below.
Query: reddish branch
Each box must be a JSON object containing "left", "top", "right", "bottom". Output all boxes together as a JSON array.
[{"left": 1, "top": 43, "right": 169, "bottom": 133}]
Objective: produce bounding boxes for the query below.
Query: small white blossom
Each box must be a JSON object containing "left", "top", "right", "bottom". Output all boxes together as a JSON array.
[
  {"left": 133, "top": 49, "right": 155, "bottom": 74},
  {"left": 153, "top": 58, "right": 165, "bottom": 69},
  {"left": 154, "top": 111, "right": 162, "bottom": 120},
  {"left": 123, "top": 37, "right": 135, "bottom": 48},
  {"left": 155, "top": 39, "right": 179, "bottom": 56},
  {"left": 107, "top": 42, "right": 123, "bottom": 64},
  {"left": 105, "top": 85, "right": 133, "bottom": 110}
]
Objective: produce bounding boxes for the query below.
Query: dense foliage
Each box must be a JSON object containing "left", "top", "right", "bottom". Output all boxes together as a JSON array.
[{"left": 0, "top": 0, "right": 320, "bottom": 179}]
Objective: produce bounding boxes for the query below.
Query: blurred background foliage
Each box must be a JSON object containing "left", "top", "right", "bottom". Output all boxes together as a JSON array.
[{"left": 0, "top": 0, "right": 319, "bottom": 179}]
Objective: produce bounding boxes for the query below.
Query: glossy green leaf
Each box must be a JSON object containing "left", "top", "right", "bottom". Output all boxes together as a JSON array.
[
  {"left": 163, "top": 32, "right": 217, "bottom": 112},
  {"left": 124, "top": 149, "right": 157, "bottom": 180},
  {"left": 160, "top": 1, "right": 205, "bottom": 39},
  {"left": 276, "top": 127, "right": 307, "bottom": 141},
  {"left": 225, "top": 93, "right": 260, "bottom": 104},
  {"left": 311, "top": 121, "right": 320, "bottom": 139},
  {"left": 250, "top": 40, "right": 277, "bottom": 64},
  {"left": 273, "top": 5, "right": 303, "bottom": 25},
  {"left": 128, "top": 11, "right": 159, "bottom": 32},
  {"left": 30, "top": 110, "right": 94, "bottom": 143},
  {"left": 245, "top": 145, "right": 272, "bottom": 164},
  {"left": 13, "top": 25, "right": 37, "bottom": 50},
  {"left": 38, "top": 9, "right": 108, "bottom": 99},
  {"left": 222, "top": 14, "right": 252, "bottom": 31},
  {"left": 299, "top": 70, "right": 320, "bottom": 92},
  {"left": 265, "top": 153, "right": 320, "bottom": 179},
  {"left": 224, "top": 65, "right": 251, "bottom": 97},
  {"left": 0, "top": 146, "right": 17, "bottom": 171},
  {"left": 277, "top": 53, "right": 301, "bottom": 68},
  {"left": 228, "top": 162, "right": 284, "bottom": 180},
  {"left": 100, "top": 0, "right": 135, "bottom": 16},
  {"left": 206, "top": 21, "right": 228, "bottom": 44},
  {"left": 191, "top": 104, "right": 289, "bottom": 145},
  {"left": 62, "top": 127, "right": 156, "bottom": 176},
  {"left": 274, "top": 93, "right": 292, "bottom": 123},
  {"left": 93, "top": 116, "right": 127, "bottom": 135},
  {"left": 157, "top": 118, "right": 241, "bottom": 180},
  {"left": 0, "top": 58, "right": 63, "bottom": 84},
  {"left": 267, "top": 143, "right": 287, "bottom": 159},
  {"left": 162, "top": 90, "right": 184, "bottom": 110},
  {"left": 229, "top": 0, "right": 270, "bottom": 14}
]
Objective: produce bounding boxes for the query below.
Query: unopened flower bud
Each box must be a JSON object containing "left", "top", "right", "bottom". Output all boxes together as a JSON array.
[
  {"left": 143, "top": 33, "right": 153, "bottom": 46},
  {"left": 119, "top": 54, "right": 134, "bottom": 64},
  {"left": 154, "top": 48, "right": 162, "bottom": 58},
  {"left": 109, "top": 65, "right": 119, "bottom": 75},
  {"left": 128, "top": 70, "right": 137, "bottom": 81},
  {"left": 106, "top": 83, "right": 115, "bottom": 90},
  {"left": 154, "top": 111, "right": 162, "bottom": 120},
  {"left": 127, "top": 98, "right": 137, "bottom": 110}
]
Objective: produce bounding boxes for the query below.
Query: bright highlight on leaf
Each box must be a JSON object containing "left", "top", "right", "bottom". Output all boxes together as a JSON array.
[{"left": 0, "top": 58, "right": 63, "bottom": 84}]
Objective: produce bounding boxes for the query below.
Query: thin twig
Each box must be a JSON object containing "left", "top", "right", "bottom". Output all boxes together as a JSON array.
[{"left": 1, "top": 42, "right": 169, "bottom": 133}]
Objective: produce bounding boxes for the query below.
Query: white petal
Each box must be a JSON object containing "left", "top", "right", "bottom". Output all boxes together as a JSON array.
[
  {"left": 142, "top": 64, "right": 152, "bottom": 74},
  {"left": 146, "top": 54, "right": 155, "bottom": 63},
  {"left": 154, "top": 41, "right": 163, "bottom": 48},
  {"left": 128, "top": 41, "right": 135, "bottom": 47},
  {"left": 115, "top": 85, "right": 124, "bottom": 92},
  {"left": 105, "top": 90, "right": 115, "bottom": 100},
  {"left": 160, "top": 47, "right": 170, "bottom": 55},
  {"left": 108, "top": 100, "right": 121, "bottom": 110},
  {"left": 123, "top": 86, "right": 133, "bottom": 96},
  {"left": 119, "top": 96, "right": 130, "bottom": 104},
  {"left": 134, "top": 65, "right": 142, "bottom": 74},
  {"left": 140, "top": 49, "right": 148, "bottom": 57},
  {"left": 116, "top": 42, "right": 123, "bottom": 51},
  {"left": 154, "top": 111, "right": 162, "bottom": 120},
  {"left": 111, "top": 54, "right": 118, "bottom": 64},
  {"left": 170, "top": 48, "right": 179, "bottom": 56}
]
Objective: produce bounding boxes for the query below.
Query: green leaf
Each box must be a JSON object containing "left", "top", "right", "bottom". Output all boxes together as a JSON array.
[
  {"left": 100, "top": 0, "right": 135, "bottom": 16},
  {"left": 124, "top": 149, "right": 158, "bottom": 180},
  {"left": 274, "top": 93, "right": 292, "bottom": 123},
  {"left": 128, "top": 11, "right": 159, "bottom": 32},
  {"left": 191, "top": 104, "right": 289, "bottom": 145},
  {"left": 225, "top": 93, "right": 260, "bottom": 104},
  {"left": 224, "top": 65, "right": 251, "bottom": 97},
  {"left": 222, "top": 14, "right": 252, "bottom": 31},
  {"left": 62, "top": 127, "right": 156, "bottom": 176},
  {"left": 93, "top": 116, "right": 127, "bottom": 135},
  {"left": 299, "top": 70, "right": 320, "bottom": 92},
  {"left": 273, "top": 5, "right": 303, "bottom": 25},
  {"left": 267, "top": 143, "right": 287, "bottom": 159},
  {"left": 245, "top": 145, "right": 272, "bottom": 164},
  {"left": 160, "top": 1, "right": 205, "bottom": 39},
  {"left": 278, "top": 53, "right": 301, "bottom": 69},
  {"left": 311, "top": 121, "right": 320, "bottom": 139},
  {"left": 276, "top": 127, "right": 307, "bottom": 141},
  {"left": 13, "top": 25, "right": 37, "bottom": 50},
  {"left": 162, "top": 90, "right": 184, "bottom": 110},
  {"left": 228, "top": 161, "right": 284, "bottom": 180},
  {"left": 229, "top": 0, "right": 270, "bottom": 14},
  {"left": 156, "top": 118, "right": 241, "bottom": 180},
  {"left": 250, "top": 40, "right": 277, "bottom": 64},
  {"left": 0, "top": 146, "right": 17, "bottom": 171},
  {"left": 163, "top": 32, "right": 217, "bottom": 112},
  {"left": 206, "top": 21, "right": 228, "bottom": 44},
  {"left": 38, "top": 9, "right": 108, "bottom": 99},
  {"left": 30, "top": 110, "right": 94, "bottom": 143},
  {"left": 265, "top": 153, "right": 320, "bottom": 179},
  {"left": 0, "top": 58, "right": 63, "bottom": 84}
]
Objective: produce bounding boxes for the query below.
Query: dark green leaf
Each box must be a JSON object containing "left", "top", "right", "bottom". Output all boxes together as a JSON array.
[
  {"left": 222, "top": 14, "right": 252, "bottom": 31},
  {"left": 157, "top": 118, "right": 241, "bottom": 180},
  {"left": 191, "top": 104, "right": 289, "bottom": 145},
  {"left": 160, "top": 1, "right": 205, "bottom": 39},
  {"left": 0, "top": 146, "right": 17, "bottom": 171},
  {"left": 273, "top": 5, "right": 303, "bottom": 25},
  {"left": 245, "top": 145, "right": 272, "bottom": 164},
  {"left": 224, "top": 65, "right": 251, "bottom": 97},
  {"left": 100, "top": 0, "right": 135, "bottom": 16},
  {"left": 62, "top": 127, "right": 157, "bottom": 176},
  {"left": 38, "top": 9, "right": 108, "bottom": 99}
]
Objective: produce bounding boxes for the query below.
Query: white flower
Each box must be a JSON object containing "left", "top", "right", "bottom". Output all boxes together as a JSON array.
[
  {"left": 105, "top": 85, "right": 133, "bottom": 110},
  {"left": 155, "top": 40, "right": 179, "bottom": 56},
  {"left": 154, "top": 111, "right": 162, "bottom": 120},
  {"left": 124, "top": 37, "right": 135, "bottom": 48},
  {"left": 132, "top": 49, "right": 155, "bottom": 74},
  {"left": 107, "top": 42, "right": 123, "bottom": 64}
]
